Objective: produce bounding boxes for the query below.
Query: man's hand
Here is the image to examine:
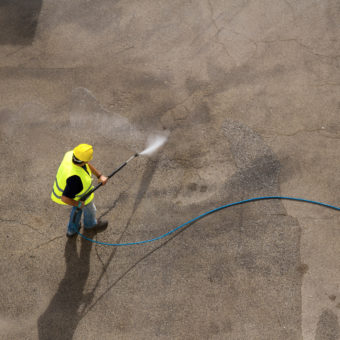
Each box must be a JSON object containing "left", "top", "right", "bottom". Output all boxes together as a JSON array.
[
  {"left": 77, "top": 201, "right": 85, "bottom": 209},
  {"left": 98, "top": 175, "right": 108, "bottom": 186},
  {"left": 61, "top": 195, "right": 85, "bottom": 208}
]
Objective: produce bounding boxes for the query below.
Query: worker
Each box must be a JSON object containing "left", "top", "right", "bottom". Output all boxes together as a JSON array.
[{"left": 51, "top": 144, "right": 108, "bottom": 237}]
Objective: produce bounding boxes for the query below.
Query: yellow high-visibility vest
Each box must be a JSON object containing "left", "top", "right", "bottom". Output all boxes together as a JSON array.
[{"left": 51, "top": 151, "right": 94, "bottom": 205}]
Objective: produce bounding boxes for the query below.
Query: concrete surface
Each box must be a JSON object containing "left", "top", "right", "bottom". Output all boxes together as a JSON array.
[{"left": 0, "top": 0, "right": 339, "bottom": 339}]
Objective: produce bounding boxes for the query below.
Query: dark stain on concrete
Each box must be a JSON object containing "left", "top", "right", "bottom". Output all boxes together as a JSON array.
[
  {"left": 296, "top": 263, "right": 309, "bottom": 275},
  {"left": 315, "top": 309, "right": 340, "bottom": 340},
  {"left": 0, "top": 0, "right": 42, "bottom": 45},
  {"left": 190, "top": 101, "right": 211, "bottom": 124},
  {"left": 188, "top": 182, "right": 198, "bottom": 191},
  {"left": 329, "top": 295, "right": 337, "bottom": 302},
  {"left": 186, "top": 183, "right": 208, "bottom": 193},
  {"left": 200, "top": 185, "right": 208, "bottom": 192},
  {"left": 185, "top": 77, "right": 209, "bottom": 95}
]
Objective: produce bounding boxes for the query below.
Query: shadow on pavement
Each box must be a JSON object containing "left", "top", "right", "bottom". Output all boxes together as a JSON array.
[
  {"left": 37, "top": 233, "right": 93, "bottom": 340},
  {"left": 37, "top": 158, "right": 159, "bottom": 339}
]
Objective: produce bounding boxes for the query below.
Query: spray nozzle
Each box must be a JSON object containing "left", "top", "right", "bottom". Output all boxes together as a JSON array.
[{"left": 138, "top": 134, "right": 168, "bottom": 156}]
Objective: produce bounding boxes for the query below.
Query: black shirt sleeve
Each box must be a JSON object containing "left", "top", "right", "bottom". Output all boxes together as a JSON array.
[{"left": 63, "top": 175, "right": 83, "bottom": 199}]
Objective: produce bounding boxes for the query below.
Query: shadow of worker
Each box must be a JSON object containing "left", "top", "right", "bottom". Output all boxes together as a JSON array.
[{"left": 38, "top": 232, "right": 94, "bottom": 340}]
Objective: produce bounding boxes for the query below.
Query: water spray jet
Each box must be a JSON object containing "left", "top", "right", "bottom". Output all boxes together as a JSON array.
[
  {"left": 139, "top": 134, "right": 168, "bottom": 156},
  {"left": 73, "top": 134, "right": 168, "bottom": 222}
]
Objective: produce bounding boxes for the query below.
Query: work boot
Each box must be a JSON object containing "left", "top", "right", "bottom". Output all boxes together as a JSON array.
[
  {"left": 66, "top": 232, "right": 76, "bottom": 238},
  {"left": 84, "top": 220, "right": 108, "bottom": 234},
  {"left": 93, "top": 220, "right": 108, "bottom": 232}
]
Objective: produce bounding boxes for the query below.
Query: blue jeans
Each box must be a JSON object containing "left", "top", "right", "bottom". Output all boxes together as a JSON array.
[{"left": 67, "top": 201, "right": 97, "bottom": 235}]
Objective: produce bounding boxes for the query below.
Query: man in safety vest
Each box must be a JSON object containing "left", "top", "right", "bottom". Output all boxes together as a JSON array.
[{"left": 51, "top": 144, "right": 108, "bottom": 237}]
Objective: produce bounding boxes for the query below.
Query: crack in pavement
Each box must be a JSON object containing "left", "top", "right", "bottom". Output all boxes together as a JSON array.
[
  {"left": 18, "top": 235, "right": 64, "bottom": 257},
  {"left": 0, "top": 218, "right": 45, "bottom": 235},
  {"left": 260, "top": 38, "right": 340, "bottom": 60},
  {"left": 94, "top": 244, "right": 110, "bottom": 287},
  {"left": 93, "top": 192, "right": 131, "bottom": 285},
  {"left": 80, "top": 222, "right": 194, "bottom": 319},
  {"left": 217, "top": 28, "right": 259, "bottom": 64},
  {"left": 2, "top": 45, "right": 26, "bottom": 58}
]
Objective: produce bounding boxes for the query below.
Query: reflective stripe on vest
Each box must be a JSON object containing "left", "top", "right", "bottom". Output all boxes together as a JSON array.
[
  {"left": 53, "top": 176, "right": 93, "bottom": 198},
  {"left": 51, "top": 151, "right": 94, "bottom": 205},
  {"left": 75, "top": 182, "right": 93, "bottom": 198}
]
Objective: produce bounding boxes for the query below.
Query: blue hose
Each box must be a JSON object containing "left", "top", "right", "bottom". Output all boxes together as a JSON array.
[{"left": 76, "top": 196, "right": 340, "bottom": 246}]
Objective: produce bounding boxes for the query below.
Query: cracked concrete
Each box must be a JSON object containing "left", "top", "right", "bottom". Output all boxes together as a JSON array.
[{"left": 0, "top": 0, "right": 339, "bottom": 339}]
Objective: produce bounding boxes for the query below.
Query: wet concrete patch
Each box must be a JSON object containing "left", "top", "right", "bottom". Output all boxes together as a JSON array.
[{"left": 220, "top": 120, "right": 302, "bottom": 339}]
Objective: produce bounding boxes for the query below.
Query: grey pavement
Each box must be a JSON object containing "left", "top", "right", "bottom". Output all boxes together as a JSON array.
[{"left": 0, "top": 1, "right": 339, "bottom": 339}]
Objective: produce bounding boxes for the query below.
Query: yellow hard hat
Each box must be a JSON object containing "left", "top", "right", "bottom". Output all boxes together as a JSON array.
[{"left": 73, "top": 144, "right": 93, "bottom": 162}]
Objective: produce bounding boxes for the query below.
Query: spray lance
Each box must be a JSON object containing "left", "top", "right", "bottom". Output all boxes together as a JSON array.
[
  {"left": 72, "top": 153, "right": 138, "bottom": 222},
  {"left": 73, "top": 134, "right": 168, "bottom": 223}
]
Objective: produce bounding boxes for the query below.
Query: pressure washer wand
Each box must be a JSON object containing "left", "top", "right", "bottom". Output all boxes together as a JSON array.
[
  {"left": 73, "top": 153, "right": 139, "bottom": 223},
  {"left": 87, "top": 152, "right": 139, "bottom": 199}
]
